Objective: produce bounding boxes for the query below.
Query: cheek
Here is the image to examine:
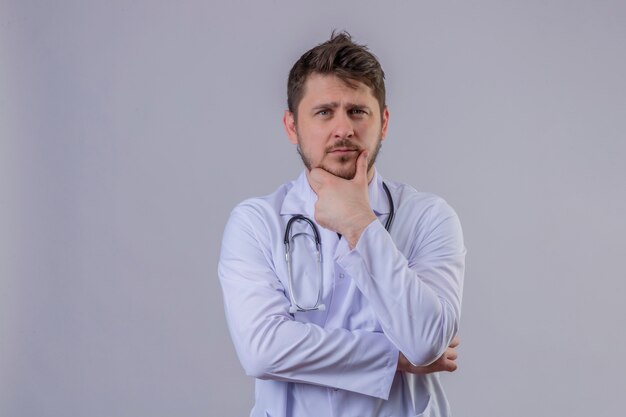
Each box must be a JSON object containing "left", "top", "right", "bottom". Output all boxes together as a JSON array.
[
  {"left": 307, "top": 144, "right": 326, "bottom": 162},
  {"left": 307, "top": 122, "right": 329, "bottom": 138},
  {"left": 301, "top": 126, "right": 329, "bottom": 153}
]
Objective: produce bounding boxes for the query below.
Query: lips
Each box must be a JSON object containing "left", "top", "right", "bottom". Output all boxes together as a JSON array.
[{"left": 328, "top": 147, "right": 359, "bottom": 153}]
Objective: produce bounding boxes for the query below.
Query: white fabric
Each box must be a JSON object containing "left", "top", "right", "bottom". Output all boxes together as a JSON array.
[{"left": 219, "top": 170, "right": 466, "bottom": 417}]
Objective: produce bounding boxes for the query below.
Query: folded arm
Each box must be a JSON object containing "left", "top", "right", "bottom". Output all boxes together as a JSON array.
[
  {"left": 337, "top": 202, "right": 465, "bottom": 367},
  {"left": 309, "top": 152, "right": 465, "bottom": 367},
  {"left": 219, "top": 205, "right": 398, "bottom": 399}
]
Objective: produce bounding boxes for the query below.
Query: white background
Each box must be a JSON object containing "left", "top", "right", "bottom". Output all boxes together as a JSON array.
[{"left": 2, "top": 1, "right": 625, "bottom": 416}]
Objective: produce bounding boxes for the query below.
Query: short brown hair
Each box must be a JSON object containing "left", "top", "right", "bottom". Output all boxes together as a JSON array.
[{"left": 287, "top": 31, "right": 386, "bottom": 117}]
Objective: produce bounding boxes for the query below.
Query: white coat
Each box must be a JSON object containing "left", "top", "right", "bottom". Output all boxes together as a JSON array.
[{"left": 219, "top": 170, "right": 465, "bottom": 417}]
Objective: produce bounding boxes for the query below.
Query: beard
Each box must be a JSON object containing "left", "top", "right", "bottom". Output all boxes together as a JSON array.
[{"left": 297, "top": 138, "right": 382, "bottom": 180}]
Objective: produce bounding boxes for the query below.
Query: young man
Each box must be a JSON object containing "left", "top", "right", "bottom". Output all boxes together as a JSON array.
[{"left": 219, "top": 32, "right": 466, "bottom": 417}]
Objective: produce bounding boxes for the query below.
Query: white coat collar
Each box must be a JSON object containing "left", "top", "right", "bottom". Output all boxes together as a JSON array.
[{"left": 279, "top": 169, "right": 391, "bottom": 217}]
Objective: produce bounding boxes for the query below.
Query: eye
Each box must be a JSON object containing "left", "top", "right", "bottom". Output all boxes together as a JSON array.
[
  {"left": 350, "top": 108, "right": 367, "bottom": 115},
  {"left": 316, "top": 109, "right": 330, "bottom": 116}
]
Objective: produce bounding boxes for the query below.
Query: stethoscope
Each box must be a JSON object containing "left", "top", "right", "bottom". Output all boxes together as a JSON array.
[{"left": 283, "top": 182, "right": 395, "bottom": 313}]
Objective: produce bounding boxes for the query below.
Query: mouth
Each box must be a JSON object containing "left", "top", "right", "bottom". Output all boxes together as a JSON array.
[{"left": 328, "top": 148, "right": 359, "bottom": 155}]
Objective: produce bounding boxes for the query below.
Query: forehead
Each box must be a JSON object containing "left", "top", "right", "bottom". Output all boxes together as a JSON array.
[{"left": 299, "top": 73, "right": 378, "bottom": 107}]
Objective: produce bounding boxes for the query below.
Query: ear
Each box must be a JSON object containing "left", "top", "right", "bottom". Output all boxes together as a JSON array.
[
  {"left": 380, "top": 107, "right": 390, "bottom": 141},
  {"left": 283, "top": 110, "right": 299, "bottom": 144}
]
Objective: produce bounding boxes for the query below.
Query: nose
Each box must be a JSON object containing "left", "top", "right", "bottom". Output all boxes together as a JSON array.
[{"left": 332, "top": 112, "right": 354, "bottom": 139}]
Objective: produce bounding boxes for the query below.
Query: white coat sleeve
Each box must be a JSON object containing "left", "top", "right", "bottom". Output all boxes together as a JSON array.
[
  {"left": 218, "top": 204, "right": 398, "bottom": 399},
  {"left": 336, "top": 197, "right": 465, "bottom": 367}
]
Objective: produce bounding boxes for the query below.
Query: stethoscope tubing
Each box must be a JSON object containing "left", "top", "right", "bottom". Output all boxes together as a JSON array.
[{"left": 284, "top": 181, "right": 394, "bottom": 313}]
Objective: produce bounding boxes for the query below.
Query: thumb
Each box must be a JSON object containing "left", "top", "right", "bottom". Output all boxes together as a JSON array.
[{"left": 354, "top": 150, "right": 369, "bottom": 183}]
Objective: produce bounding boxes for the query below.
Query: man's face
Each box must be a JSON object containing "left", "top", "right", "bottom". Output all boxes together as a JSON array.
[{"left": 284, "top": 73, "right": 389, "bottom": 181}]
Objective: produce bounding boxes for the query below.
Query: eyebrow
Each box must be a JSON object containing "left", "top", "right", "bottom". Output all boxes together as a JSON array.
[{"left": 311, "top": 102, "right": 372, "bottom": 111}]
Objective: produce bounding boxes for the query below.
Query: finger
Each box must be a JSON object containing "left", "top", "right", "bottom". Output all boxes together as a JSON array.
[
  {"left": 408, "top": 357, "right": 457, "bottom": 374},
  {"left": 446, "top": 349, "right": 458, "bottom": 361},
  {"left": 308, "top": 178, "right": 321, "bottom": 194},
  {"left": 449, "top": 336, "right": 460, "bottom": 348},
  {"left": 308, "top": 168, "right": 331, "bottom": 192},
  {"left": 444, "top": 359, "right": 458, "bottom": 372},
  {"left": 436, "top": 356, "right": 457, "bottom": 373},
  {"left": 353, "top": 150, "right": 369, "bottom": 183}
]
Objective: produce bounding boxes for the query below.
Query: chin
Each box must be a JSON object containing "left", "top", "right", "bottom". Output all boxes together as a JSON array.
[{"left": 321, "top": 164, "right": 357, "bottom": 180}]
